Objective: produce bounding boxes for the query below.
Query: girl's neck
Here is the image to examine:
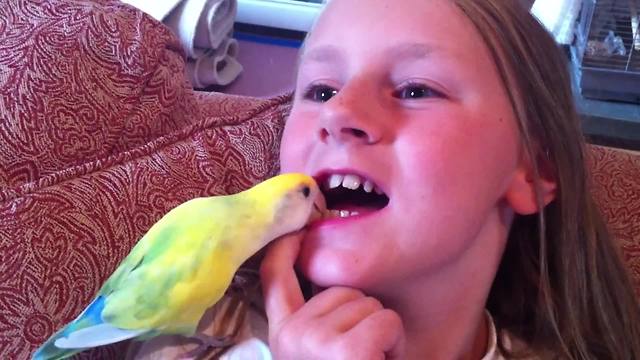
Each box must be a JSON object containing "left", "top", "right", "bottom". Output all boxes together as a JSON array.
[
  {"left": 382, "top": 280, "right": 490, "bottom": 359},
  {"left": 406, "top": 310, "right": 489, "bottom": 360},
  {"left": 374, "top": 212, "right": 507, "bottom": 359}
]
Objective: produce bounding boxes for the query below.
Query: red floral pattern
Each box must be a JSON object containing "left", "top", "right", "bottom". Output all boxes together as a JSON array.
[
  {"left": 0, "top": 0, "right": 198, "bottom": 189},
  {"left": 588, "top": 147, "right": 640, "bottom": 297},
  {"left": 0, "top": 93, "right": 289, "bottom": 358},
  {"left": 0, "top": 1, "right": 637, "bottom": 359},
  {"left": 0, "top": 1, "right": 290, "bottom": 357}
]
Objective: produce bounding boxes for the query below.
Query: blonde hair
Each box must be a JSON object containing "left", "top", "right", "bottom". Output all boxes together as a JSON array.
[{"left": 451, "top": 1, "right": 640, "bottom": 358}]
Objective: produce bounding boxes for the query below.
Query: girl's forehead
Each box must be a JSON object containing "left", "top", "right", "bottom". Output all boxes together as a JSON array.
[
  {"left": 297, "top": 0, "right": 501, "bottom": 87},
  {"left": 312, "top": 0, "right": 469, "bottom": 35},
  {"left": 304, "top": 0, "right": 486, "bottom": 65}
]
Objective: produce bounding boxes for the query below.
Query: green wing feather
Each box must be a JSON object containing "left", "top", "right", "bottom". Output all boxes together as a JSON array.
[{"left": 97, "top": 198, "right": 231, "bottom": 333}]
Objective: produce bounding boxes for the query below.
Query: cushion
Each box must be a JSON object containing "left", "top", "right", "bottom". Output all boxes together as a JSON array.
[
  {"left": 0, "top": 0, "right": 200, "bottom": 189},
  {"left": 0, "top": 92, "right": 291, "bottom": 357}
]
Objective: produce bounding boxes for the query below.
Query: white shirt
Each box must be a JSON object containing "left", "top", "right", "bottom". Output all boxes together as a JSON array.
[{"left": 128, "top": 298, "right": 535, "bottom": 359}]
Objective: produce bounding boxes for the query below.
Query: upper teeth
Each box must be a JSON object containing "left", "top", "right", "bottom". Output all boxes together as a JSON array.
[{"left": 325, "top": 174, "right": 384, "bottom": 194}]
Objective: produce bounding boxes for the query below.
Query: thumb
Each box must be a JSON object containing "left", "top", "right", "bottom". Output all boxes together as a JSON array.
[{"left": 259, "top": 231, "right": 306, "bottom": 332}]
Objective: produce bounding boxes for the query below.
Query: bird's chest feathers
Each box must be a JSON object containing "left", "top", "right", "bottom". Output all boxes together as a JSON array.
[{"left": 167, "top": 241, "right": 239, "bottom": 318}]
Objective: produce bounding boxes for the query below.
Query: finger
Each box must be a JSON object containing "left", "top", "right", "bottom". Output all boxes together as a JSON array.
[
  {"left": 346, "top": 309, "right": 405, "bottom": 360},
  {"left": 260, "top": 231, "right": 306, "bottom": 329},
  {"left": 316, "top": 295, "right": 383, "bottom": 333},
  {"left": 298, "top": 286, "right": 367, "bottom": 319}
]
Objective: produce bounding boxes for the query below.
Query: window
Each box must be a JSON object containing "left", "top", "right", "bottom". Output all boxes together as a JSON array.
[{"left": 237, "top": 0, "right": 327, "bottom": 32}]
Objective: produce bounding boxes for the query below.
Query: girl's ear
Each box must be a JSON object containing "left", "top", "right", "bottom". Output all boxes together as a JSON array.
[{"left": 505, "top": 154, "right": 557, "bottom": 215}]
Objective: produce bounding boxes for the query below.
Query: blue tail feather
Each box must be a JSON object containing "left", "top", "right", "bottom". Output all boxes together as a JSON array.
[{"left": 32, "top": 296, "right": 106, "bottom": 360}]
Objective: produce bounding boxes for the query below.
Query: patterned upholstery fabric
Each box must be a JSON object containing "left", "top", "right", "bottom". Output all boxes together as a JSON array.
[
  {"left": 0, "top": 1, "right": 290, "bottom": 357},
  {"left": 0, "top": 0, "right": 200, "bottom": 189},
  {"left": 588, "top": 147, "right": 640, "bottom": 297},
  {"left": 0, "top": 1, "right": 638, "bottom": 359},
  {"left": 0, "top": 92, "right": 290, "bottom": 358}
]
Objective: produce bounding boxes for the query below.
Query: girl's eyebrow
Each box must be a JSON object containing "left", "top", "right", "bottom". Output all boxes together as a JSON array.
[
  {"left": 301, "top": 45, "right": 345, "bottom": 64},
  {"left": 301, "top": 42, "right": 444, "bottom": 65},
  {"left": 390, "top": 43, "right": 441, "bottom": 59}
]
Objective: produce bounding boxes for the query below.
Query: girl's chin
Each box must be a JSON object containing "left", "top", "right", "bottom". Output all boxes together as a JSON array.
[{"left": 296, "top": 245, "right": 376, "bottom": 289}]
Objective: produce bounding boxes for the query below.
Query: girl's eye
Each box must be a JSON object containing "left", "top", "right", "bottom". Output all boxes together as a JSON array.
[
  {"left": 303, "top": 84, "right": 338, "bottom": 103},
  {"left": 394, "top": 83, "right": 445, "bottom": 99}
]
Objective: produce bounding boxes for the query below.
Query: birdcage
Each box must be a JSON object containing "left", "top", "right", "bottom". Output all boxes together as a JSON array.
[{"left": 572, "top": 0, "right": 640, "bottom": 103}]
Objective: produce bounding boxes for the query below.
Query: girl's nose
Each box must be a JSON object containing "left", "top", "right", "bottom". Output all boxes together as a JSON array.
[{"left": 318, "top": 83, "right": 386, "bottom": 146}]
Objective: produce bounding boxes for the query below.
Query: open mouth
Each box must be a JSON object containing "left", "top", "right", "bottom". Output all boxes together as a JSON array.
[{"left": 316, "top": 173, "right": 390, "bottom": 219}]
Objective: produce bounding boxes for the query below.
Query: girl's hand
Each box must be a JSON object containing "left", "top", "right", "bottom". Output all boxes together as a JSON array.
[{"left": 260, "top": 233, "right": 406, "bottom": 360}]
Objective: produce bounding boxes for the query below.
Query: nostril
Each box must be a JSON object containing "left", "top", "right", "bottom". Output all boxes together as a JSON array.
[
  {"left": 301, "top": 186, "right": 311, "bottom": 198},
  {"left": 349, "top": 128, "right": 367, "bottom": 138},
  {"left": 320, "top": 128, "right": 330, "bottom": 141},
  {"left": 321, "top": 125, "right": 375, "bottom": 144}
]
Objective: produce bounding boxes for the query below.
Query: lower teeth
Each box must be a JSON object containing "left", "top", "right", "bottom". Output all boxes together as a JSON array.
[{"left": 329, "top": 210, "right": 360, "bottom": 218}]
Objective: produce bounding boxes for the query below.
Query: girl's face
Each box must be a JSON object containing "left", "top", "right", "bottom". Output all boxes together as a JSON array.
[{"left": 280, "top": 0, "right": 523, "bottom": 293}]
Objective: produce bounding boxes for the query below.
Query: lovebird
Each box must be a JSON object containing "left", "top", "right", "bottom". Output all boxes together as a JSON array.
[{"left": 33, "top": 173, "right": 325, "bottom": 360}]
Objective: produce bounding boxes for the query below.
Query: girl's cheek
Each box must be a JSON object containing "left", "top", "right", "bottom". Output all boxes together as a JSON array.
[
  {"left": 284, "top": 108, "right": 316, "bottom": 142},
  {"left": 280, "top": 121, "right": 310, "bottom": 172}
]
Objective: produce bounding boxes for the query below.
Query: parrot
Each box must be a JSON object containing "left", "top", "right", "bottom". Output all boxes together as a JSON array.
[{"left": 33, "top": 173, "right": 325, "bottom": 360}]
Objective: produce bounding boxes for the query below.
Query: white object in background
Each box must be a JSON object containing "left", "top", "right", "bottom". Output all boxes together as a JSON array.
[
  {"left": 120, "top": 0, "right": 181, "bottom": 20},
  {"left": 531, "top": 0, "right": 582, "bottom": 45},
  {"left": 187, "top": 36, "right": 244, "bottom": 88},
  {"left": 237, "top": 0, "right": 324, "bottom": 32},
  {"left": 121, "top": 0, "right": 243, "bottom": 88},
  {"left": 631, "top": 0, "right": 640, "bottom": 50},
  {"left": 164, "top": 0, "right": 237, "bottom": 59},
  {"left": 219, "top": 338, "right": 272, "bottom": 360}
]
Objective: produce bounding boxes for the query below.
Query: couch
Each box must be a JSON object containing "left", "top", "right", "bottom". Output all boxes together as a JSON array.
[{"left": 0, "top": 0, "right": 638, "bottom": 358}]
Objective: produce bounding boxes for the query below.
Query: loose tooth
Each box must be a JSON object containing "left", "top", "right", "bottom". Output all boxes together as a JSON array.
[
  {"left": 339, "top": 210, "right": 350, "bottom": 218},
  {"left": 329, "top": 174, "right": 344, "bottom": 189},
  {"left": 363, "top": 180, "right": 374, "bottom": 193},
  {"left": 342, "top": 174, "right": 362, "bottom": 190}
]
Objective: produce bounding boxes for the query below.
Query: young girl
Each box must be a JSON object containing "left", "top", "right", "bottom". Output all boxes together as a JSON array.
[
  {"left": 133, "top": 0, "right": 640, "bottom": 358},
  {"left": 260, "top": 0, "right": 640, "bottom": 359}
]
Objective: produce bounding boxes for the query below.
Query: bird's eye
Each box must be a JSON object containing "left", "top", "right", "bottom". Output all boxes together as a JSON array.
[{"left": 301, "top": 186, "right": 311, "bottom": 198}]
